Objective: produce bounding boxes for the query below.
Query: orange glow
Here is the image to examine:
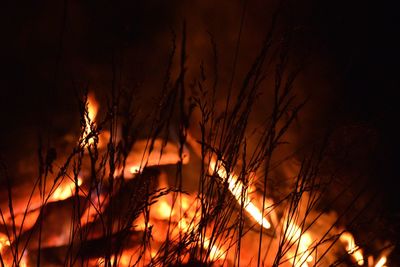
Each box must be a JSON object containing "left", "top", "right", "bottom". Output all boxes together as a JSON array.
[
  {"left": 20, "top": 250, "right": 28, "bottom": 267},
  {"left": 9, "top": 209, "right": 40, "bottom": 232},
  {"left": 285, "top": 221, "right": 314, "bottom": 267},
  {"left": 0, "top": 233, "right": 11, "bottom": 253},
  {"left": 154, "top": 199, "right": 173, "bottom": 220},
  {"left": 126, "top": 139, "right": 190, "bottom": 177},
  {"left": 339, "top": 232, "right": 364, "bottom": 266},
  {"left": 209, "top": 158, "right": 271, "bottom": 229},
  {"left": 375, "top": 256, "right": 387, "bottom": 267},
  {"left": 83, "top": 92, "right": 99, "bottom": 145},
  {"left": 135, "top": 189, "right": 226, "bottom": 263},
  {"left": 97, "top": 253, "right": 133, "bottom": 267},
  {"left": 80, "top": 194, "right": 106, "bottom": 226},
  {"left": 1, "top": 117, "right": 392, "bottom": 267},
  {"left": 186, "top": 132, "right": 272, "bottom": 230},
  {"left": 154, "top": 194, "right": 199, "bottom": 235},
  {"left": 203, "top": 237, "right": 226, "bottom": 262},
  {"left": 51, "top": 177, "right": 82, "bottom": 201}
]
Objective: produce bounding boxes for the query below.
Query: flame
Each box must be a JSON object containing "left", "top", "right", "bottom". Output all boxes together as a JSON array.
[
  {"left": 83, "top": 92, "right": 99, "bottom": 145},
  {"left": 51, "top": 177, "right": 82, "bottom": 201},
  {"left": 20, "top": 255, "right": 28, "bottom": 267},
  {"left": 1, "top": 114, "right": 392, "bottom": 267},
  {"left": 209, "top": 158, "right": 271, "bottom": 229},
  {"left": 132, "top": 174, "right": 225, "bottom": 262},
  {"left": 374, "top": 256, "right": 387, "bottom": 267},
  {"left": 136, "top": 190, "right": 225, "bottom": 262},
  {"left": 126, "top": 139, "right": 190, "bottom": 177},
  {"left": 339, "top": 232, "right": 364, "bottom": 266},
  {"left": 371, "top": 248, "right": 393, "bottom": 267},
  {"left": 87, "top": 94, "right": 98, "bottom": 122},
  {"left": 185, "top": 133, "right": 387, "bottom": 266},
  {"left": 154, "top": 198, "right": 173, "bottom": 220},
  {"left": 203, "top": 237, "right": 225, "bottom": 262},
  {"left": 18, "top": 250, "right": 29, "bottom": 267},
  {"left": 285, "top": 221, "right": 314, "bottom": 267},
  {"left": 0, "top": 233, "right": 11, "bottom": 253}
]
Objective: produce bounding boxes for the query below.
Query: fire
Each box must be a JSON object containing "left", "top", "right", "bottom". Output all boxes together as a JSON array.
[
  {"left": 134, "top": 187, "right": 226, "bottom": 263},
  {"left": 209, "top": 158, "right": 271, "bottom": 229},
  {"left": 184, "top": 133, "right": 391, "bottom": 266},
  {"left": 97, "top": 252, "right": 134, "bottom": 266},
  {"left": 203, "top": 237, "right": 225, "bottom": 262},
  {"left": 126, "top": 139, "right": 190, "bottom": 177},
  {"left": 1, "top": 94, "right": 393, "bottom": 267},
  {"left": 83, "top": 92, "right": 99, "bottom": 145},
  {"left": 20, "top": 251, "right": 28, "bottom": 267},
  {"left": 340, "top": 231, "right": 364, "bottom": 265},
  {"left": 374, "top": 256, "right": 387, "bottom": 267},
  {"left": 285, "top": 221, "right": 314, "bottom": 267},
  {"left": 0, "top": 233, "right": 11, "bottom": 252},
  {"left": 185, "top": 133, "right": 272, "bottom": 230},
  {"left": 155, "top": 199, "right": 173, "bottom": 219},
  {"left": 368, "top": 247, "right": 393, "bottom": 267},
  {"left": 51, "top": 177, "right": 82, "bottom": 201},
  {"left": 132, "top": 174, "right": 225, "bottom": 262}
]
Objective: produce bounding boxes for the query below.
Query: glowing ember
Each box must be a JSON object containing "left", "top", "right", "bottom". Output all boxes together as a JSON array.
[
  {"left": 152, "top": 197, "right": 173, "bottom": 220},
  {"left": 126, "top": 139, "right": 190, "bottom": 177},
  {"left": 83, "top": 92, "right": 99, "bottom": 145},
  {"left": 340, "top": 231, "right": 364, "bottom": 266},
  {"left": 51, "top": 177, "right": 82, "bottom": 201},
  {"left": 0, "top": 233, "right": 11, "bottom": 253},
  {"left": 203, "top": 237, "right": 225, "bottom": 261},
  {"left": 375, "top": 256, "right": 387, "bottom": 267},
  {"left": 285, "top": 221, "right": 314, "bottom": 267},
  {"left": 209, "top": 158, "right": 271, "bottom": 229},
  {"left": 135, "top": 187, "right": 226, "bottom": 263}
]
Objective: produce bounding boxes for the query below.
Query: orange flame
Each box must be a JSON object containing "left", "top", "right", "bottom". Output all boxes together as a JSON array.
[
  {"left": 83, "top": 92, "right": 99, "bottom": 145},
  {"left": 0, "top": 233, "right": 11, "bottom": 253},
  {"left": 134, "top": 188, "right": 225, "bottom": 263},
  {"left": 20, "top": 251, "right": 28, "bottom": 267},
  {"left": 284, "top": 221, "right": 314, "bottom": 267},
  {"left": 51, "top": 177, "right": 82, "bottom": 201},
  {"left": 374, "top": 256, "right": 387, "bottom": 267},
  {"left": 209, "top": 158, "right": 271, "bottom": 229},
  {"left": 339, "top": 232, "right": 364, "bottom": 266},
  {"left": 126, "top": 139, "right": 190, "bottom": 177},
  {"left": 370, "top": 247, "right": 393, "bottom": 267}
]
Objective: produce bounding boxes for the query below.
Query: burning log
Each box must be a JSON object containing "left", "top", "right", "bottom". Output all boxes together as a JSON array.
[
  {"left": 79, "top": 167, "right": 160, "bottom": 240},
  {"left": 1, "top": 196, "right": 87, "bottom": 265}
]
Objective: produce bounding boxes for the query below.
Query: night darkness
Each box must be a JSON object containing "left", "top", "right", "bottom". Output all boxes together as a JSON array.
[{"left": 1, "top": 0, "right": 400, "bottom": 265}]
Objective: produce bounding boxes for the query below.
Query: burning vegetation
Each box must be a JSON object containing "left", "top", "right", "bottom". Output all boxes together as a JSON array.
[{"left": 0, "top": 2, "right": 397, "bottom": 266}]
